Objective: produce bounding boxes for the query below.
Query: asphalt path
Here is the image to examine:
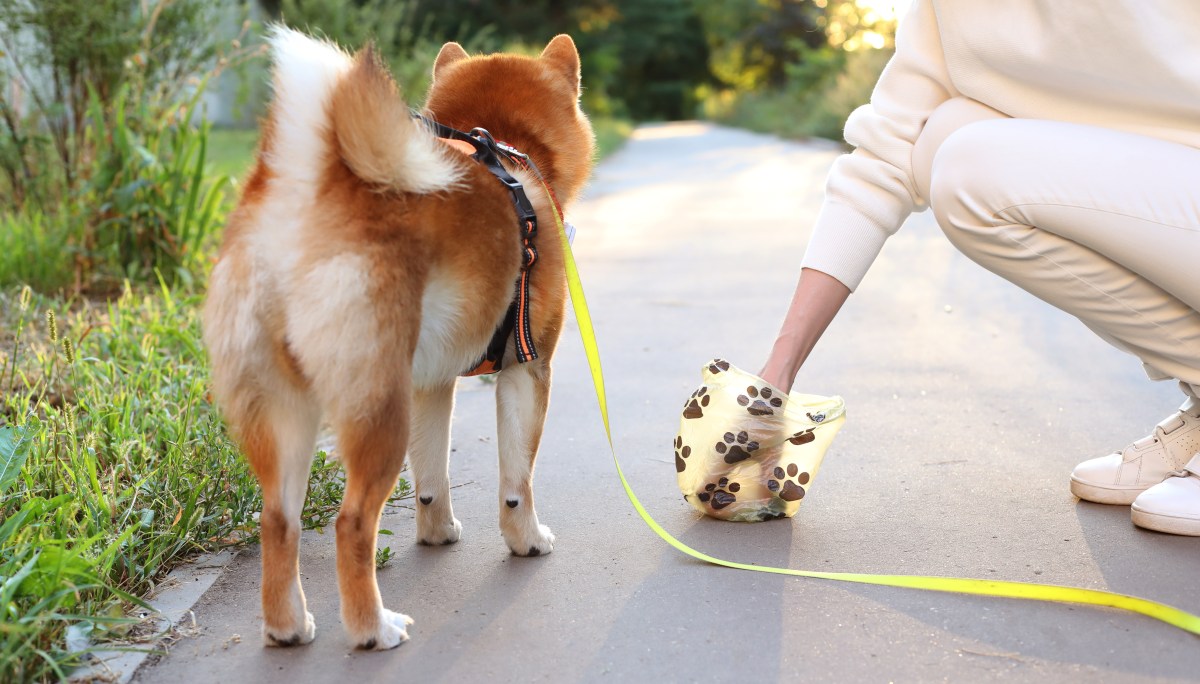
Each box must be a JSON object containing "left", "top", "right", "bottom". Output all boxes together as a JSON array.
[{"left": 135, "top": 122, "right": 1200, "bottom": 683}]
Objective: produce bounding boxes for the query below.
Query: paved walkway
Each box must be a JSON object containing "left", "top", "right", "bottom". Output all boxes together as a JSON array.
[{"left": 136, "top": 123, "right": 1200, "bottom": 682}]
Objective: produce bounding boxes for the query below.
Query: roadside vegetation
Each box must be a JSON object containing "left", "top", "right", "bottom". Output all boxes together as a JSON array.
[
  {"left": 0, "top": 285, "right": 366, "bottom": 681},
  {"left": 695, "top": 0, "right": 899, "bottom": 142},
  {"left": 1, "top": 0, "right": 892, "bottom": 680}
]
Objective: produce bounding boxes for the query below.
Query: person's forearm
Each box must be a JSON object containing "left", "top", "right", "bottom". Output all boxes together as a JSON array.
[{"left": 760, "top": 267, "right": 851, "bottom": 393}]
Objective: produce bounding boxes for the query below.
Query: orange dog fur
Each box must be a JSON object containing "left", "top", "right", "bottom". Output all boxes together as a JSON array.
[{"left": 202, "top": 27, "right": 594, "bottom": 650}]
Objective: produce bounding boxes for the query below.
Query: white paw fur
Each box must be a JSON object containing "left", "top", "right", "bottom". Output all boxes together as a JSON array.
[
  {"left": 355, "top": 609, "right": 414, "bottom": 651},
  {"left": 264, "top": 610, "right": 316, "bottom": 647},
  {"left": 504, "top": 523, "right": 555, "bottom": 557},
  {"left": 417, "top": 516, "right": 462, "bottom": 546}
]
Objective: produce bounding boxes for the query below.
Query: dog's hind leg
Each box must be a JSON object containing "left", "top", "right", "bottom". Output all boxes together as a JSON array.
[
  {"left": 495, "top": 360, "right": 555, "bottom": 556},
  {"left": 237, "top": 389, "right": 321, "bottom": 647},
  {"left": 334, "top": 389, "right": 415, "bottom": 650},
  {"left": 409, "top": 382, "right": 462, "bottom": 546},
  {"left": 206, "top": 255, "right": 323, "bottom": 647}
]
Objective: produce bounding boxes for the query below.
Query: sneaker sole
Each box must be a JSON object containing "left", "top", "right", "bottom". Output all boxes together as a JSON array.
[
  {"left": 1131, "top": 505, "right": 1200, "bottom": 536},
  {"left": 1069, "top": 477, "right": 1144, "bottom": 505}
]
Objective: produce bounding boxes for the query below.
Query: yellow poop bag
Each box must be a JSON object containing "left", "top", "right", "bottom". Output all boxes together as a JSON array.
[{"left": 675, "top": 359, "right": 846, "bottom": 522}]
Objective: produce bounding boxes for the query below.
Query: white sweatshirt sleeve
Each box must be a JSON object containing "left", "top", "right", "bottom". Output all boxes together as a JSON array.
[{"left": 799, "top": 0, "right": 957, "bottom": 291}]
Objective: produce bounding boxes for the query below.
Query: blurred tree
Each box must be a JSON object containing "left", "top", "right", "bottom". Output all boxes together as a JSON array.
[
  {"left": 695, "top": 0, "right": 892, "bottom": 90},
  {"left": 747, "top": 0, "right": 826, "bottom": 87},
  {"left": 402, "top": 0, "right": 712, "bottom": 121},
  {"left": 409, "top": 0, "right": 586, "bottom": 41},
  {"left": 607, "top": 0, "right": 710, "bottom": 120},
  {"left": 258, "top": 0, "right": 893, "bottom": 123}
]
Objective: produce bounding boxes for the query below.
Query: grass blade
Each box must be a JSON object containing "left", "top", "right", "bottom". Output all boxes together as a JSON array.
[{"left": 0, "top": 426, "right": 32, "bottom": 496}]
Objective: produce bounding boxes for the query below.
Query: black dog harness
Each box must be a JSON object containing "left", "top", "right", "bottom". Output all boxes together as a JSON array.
[{"left": 412, "top": 113, "right": 545, "bottom": 376}]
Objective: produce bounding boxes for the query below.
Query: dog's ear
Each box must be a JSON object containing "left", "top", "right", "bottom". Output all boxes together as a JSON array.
[
  {"left": 433, "top": 42, "right": 469, "bottom": 82},
  {"left": 540, "top": 34, "right": 581, "bottom": 95}
]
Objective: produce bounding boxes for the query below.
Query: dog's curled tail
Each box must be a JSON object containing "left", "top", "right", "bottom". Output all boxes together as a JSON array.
[{"left": 266, "top": 26, "right": 463, "bottom": 194}]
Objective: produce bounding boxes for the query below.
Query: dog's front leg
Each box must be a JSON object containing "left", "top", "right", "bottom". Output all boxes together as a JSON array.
[
  {"left": 495, "top": 360, "right": 555, "bottom": 556},
  {"left": 409, "top": 382, "right": 462, "bottom": 545}
]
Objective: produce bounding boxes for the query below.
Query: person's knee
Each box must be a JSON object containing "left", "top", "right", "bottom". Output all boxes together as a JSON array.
[
  {"left": 927, "top": 119, "right": 1015, "bottom": 252},
  {"left": 912, "top": 97, "right": 1006, "bottom": 202}
]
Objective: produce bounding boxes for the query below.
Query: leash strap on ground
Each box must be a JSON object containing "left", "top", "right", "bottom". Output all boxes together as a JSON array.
[{"left": 537, "top": 180, "right": 1200, "bottom": 638}]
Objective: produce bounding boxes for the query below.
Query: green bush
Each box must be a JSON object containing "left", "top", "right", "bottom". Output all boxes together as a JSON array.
[
  {"left": 703, "top": 46, "right": 891, "bottom": 143},
  {"left": 0, "top": 0, "right": 227, "bottom": 209},
  {"left": 81, "top": 85, "right": 231, "bottom": 291},
  {"left": 0, "top": 0, "right": 253, "bottom": 294},
  {"left": 0, "top": 86, "right": 231, "bottom": 293}
]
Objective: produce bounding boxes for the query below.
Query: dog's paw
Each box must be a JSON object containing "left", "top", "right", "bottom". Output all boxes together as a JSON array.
[
  {"left": 354, "top": 609, "right": 413, "bottom": 651},
  {"left": 264, "top": 611, "right": 316, "bottom": 647},
  {"left": 505, "top": 523, "right": 555, "bottom": 557},
  {"left": 417, "top": 516, "right": 462, "bottom": 546}
]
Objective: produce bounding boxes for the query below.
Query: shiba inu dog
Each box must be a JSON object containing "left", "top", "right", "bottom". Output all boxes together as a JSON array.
[{"left": 202, "top": 27, "right": 594, "bottom": 650}]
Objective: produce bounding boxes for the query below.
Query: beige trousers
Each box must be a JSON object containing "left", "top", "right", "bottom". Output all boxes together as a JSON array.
[{"left": 910, "top": 97, "right": 1200, "bottom": 398}]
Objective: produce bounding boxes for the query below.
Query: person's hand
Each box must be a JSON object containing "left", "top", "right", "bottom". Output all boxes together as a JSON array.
[{"left": 759, "top": 268, "right": 851, "bottom": 394}]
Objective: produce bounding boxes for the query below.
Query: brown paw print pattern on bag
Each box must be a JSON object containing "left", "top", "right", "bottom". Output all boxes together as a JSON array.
[
  {"left": 787, "top": 428, "right": 815, "bottom": 445},
  {"left": 767, "top": 463, "right": 810, "bottom": 501},
  {"left": 715, "top": 430, "right": 759, "bottom": 464},
  {"left": 737, "top": 385, "right": 784, "bottom": 416},
  {"left": 682, "top": 387, "right": 710, "bottom": 419},
  {"left": 676, "top": 359, "right": 845, "bottom": 522},
  {"left": 682, "top": 360, "right": 735, "bottom": 419},
  {"left": 698, "top": 477, "right": 740, "bottom": 510},
  {"left": 707, "top": 359, "right": 731, "bottom": 374},
  {"left": 674, "top": 435, "right": 692, "bottom": 473}
]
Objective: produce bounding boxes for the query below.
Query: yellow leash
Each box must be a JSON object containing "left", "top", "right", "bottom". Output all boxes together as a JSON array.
[{"left": 542, "top": 184, "right": 1200, "bottom": 637}]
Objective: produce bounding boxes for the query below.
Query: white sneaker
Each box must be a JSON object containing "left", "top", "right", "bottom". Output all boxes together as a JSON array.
[
  {"left": 1070, "top": 397, "right": 1200, "bottom": 505},
  {"left": 1131, "top": 454, "right": 1200, "bottom": 536}
]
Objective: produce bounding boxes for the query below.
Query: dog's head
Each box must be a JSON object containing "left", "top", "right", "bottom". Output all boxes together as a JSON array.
[{"left": 424, "top": 36, "right": 595, "bottom": 206}]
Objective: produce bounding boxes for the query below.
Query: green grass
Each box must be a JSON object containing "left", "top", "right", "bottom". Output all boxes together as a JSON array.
[
  {"left": 0, "top": 212, "right": 78, "bottom": 295},
  {"left": 0, "top": 284, "right": 410, "bottom": 682}
]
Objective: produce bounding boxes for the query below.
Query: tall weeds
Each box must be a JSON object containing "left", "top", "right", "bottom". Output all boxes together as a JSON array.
[
  {"left": 0, "top": 1, "right": 257, "bottom": 293},
  {"left": 80, "top": 83, "right": 231, "bottom": 290}
]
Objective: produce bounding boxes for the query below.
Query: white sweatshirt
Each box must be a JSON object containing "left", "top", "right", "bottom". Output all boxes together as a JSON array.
[{"left": 801, "top": 0, "right": 1200, "bottom": 291}]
